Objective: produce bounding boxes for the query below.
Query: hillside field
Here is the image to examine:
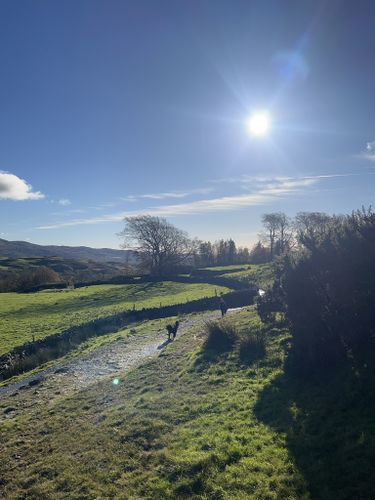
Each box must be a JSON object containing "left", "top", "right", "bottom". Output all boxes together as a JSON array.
[
  {"left": 0, "top": 281, "right": 230, "bottom": 355},
  {"left": 200, "top": 264, "right": 273, "bottom": 290},
  {"left": 1, "top": 306, "right": 373, "bottom": 498}
]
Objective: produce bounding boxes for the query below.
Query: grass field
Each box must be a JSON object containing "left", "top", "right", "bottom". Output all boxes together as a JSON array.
[
  {"left": 1, "top": 307, "right": 374, "bottom": 498},
  {"left": 0, "top": 282, "right": 230, "bottom": 355},
  {"left": 200, "top": 264, "right": 250, "bottom": 272},
  {"left": 201, "top": 263, "right": 273, "bottom": 290},
  {"left": 220, "top": 264, "right": 273, "bottom": 290}
]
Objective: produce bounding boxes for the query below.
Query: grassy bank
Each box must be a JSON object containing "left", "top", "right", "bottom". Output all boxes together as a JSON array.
[
  {"left": 1, "top": 307, "right": 373, "bottom": 498},
  {"left": 222, "top": 264, "right": 273, "bottom": 289},
  {"left": 0, "top": 281, "right": 229, "bottom": 355},
  {"left": 199, "top": 263, "right": 273, "bottom": 289}
]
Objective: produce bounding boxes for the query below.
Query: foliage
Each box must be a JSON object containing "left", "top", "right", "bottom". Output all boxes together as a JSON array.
[
  {"left": 119, "top": 215, "right": 194, "bottom": 275},
  {"left": 0, "top": 256, "right": 134, "bottom": 292},
  {"left": 195, "top": 238, "right": 251, "bottom": 267},
  {"left": 259, "top": 208, "right": 375, "bottom": 374},
  {"left": 238, "top": 329, "right": 265, "bottom": 364},
  {"left": 249, "top": 241, "right": 271, "bottom": 263},
  {"left": 203, "top": 320, "right": 237, "bottom": 352},
  {"left": 0, "top": 265, "right": 61, "bottom": 292},
  {"left": 261, "top": 212, "right": 293, "bottom": 259},
  {"left": 202, "top": 312, "right": 266, "bottom": 366}
]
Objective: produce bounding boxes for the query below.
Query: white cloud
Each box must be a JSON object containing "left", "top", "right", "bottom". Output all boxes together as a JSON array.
[
  {"left": 36, "top": 176, "right": 325, "bottom": 230},
  {"left": 121, "top": 187, "right": 214, "bottom": 202},
  {"left": 0, "top": 171, "right": 44, "bottom": 201},
  {"left": 58, "top": 198, "right": 71, "bottom": 206},
  {"left": 361, "top": 153, "right": 375, "bottom": 162},
  {"left": 356, "top": 140, "right": 375, "bottom": 162}
]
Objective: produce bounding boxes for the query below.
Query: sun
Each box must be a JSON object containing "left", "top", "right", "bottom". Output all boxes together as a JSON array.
[{"left": 246, "top": 112, "right": 270, "bottom": 136}]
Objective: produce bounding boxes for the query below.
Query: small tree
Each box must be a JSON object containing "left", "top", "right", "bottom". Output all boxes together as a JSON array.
[{"left": 119, "top": 215, "right": 194, "bottom": 275}]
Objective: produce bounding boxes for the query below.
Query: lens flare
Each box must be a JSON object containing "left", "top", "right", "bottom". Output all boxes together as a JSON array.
[{"left": 112, "top": 378, "right": 120, "bottom": 385}]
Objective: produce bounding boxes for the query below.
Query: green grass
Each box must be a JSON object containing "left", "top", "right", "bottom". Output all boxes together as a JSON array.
[
  {"left": 0, "top": 281, "right": 229, "bottom": 355},
  {"left": 0, "top": 314, "right": 179, "bottom": 388},
  {"left": 200, "top": 264, "right": 250, "bottom": 272},
  {"left": 2, "top": 307, "right": 373, "bottom": 498},
  {"left": 221, "top": 264, "right": 273, "bottom": 289},
  {"left": 198, "top": 264, "right": 273, "bottom": 290}
]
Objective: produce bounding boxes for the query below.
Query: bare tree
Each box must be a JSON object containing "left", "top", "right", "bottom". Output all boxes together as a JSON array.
[
  {"left": 261, "top": 213, "right": 279, "bottom": 258},
  {"left": 261, "top": 212, "right": 293, "bottom": 258},
  {"left": 119, "top": 215, "right": 194, "bottom": 275},
  {"left": 294, "top": 212, "right": 332, "bottom": 250}
]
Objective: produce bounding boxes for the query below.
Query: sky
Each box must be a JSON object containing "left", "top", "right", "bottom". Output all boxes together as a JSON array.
[{"left": 1, "top": 0, "right": 375, "bottom": 249}]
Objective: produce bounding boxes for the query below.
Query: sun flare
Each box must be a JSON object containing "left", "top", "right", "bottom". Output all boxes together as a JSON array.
[{"left": 247, "top": 112, "right": 270, "bottom": 136}]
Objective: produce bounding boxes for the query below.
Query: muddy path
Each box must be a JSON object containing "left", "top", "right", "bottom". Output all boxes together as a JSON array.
[{"left": 0, "top": 309, "right": 240, "bottom": 420}]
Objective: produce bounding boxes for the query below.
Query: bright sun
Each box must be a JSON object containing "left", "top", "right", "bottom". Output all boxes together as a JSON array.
[{"left": 247, "top": 112, "right": 270, "bottom": 136}]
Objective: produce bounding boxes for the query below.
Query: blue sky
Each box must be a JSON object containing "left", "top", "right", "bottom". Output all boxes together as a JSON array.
[{"left": 1, "top": 0, "right": 375, "bottom": 249}]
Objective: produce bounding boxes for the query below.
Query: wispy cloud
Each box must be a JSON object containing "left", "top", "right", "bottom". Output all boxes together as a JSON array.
[
  {"left": 36, "top": 175, "right": 335, "bottom": 230},
  {"left": 357, "top": 140, "right": 375, "bottom": 162},
  {"left": 212, "top": 173, "right": 355, "bottom": 186},
  {"left": 58, "top": 198, "right": 71, "bottom": 206},
  {"left": 121, "top": 187, "right": 214, "bottom": 202},
  {"left": 0, "top": 171, "right": 44, "bottom": 201}
]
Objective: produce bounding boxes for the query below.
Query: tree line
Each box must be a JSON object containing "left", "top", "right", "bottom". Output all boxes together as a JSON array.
[
  {"left": 119, "top": 212, "right": 335, "bottom": 275},
  {"left": 120, "top": 215, "right": 271, "bottom": 275}
]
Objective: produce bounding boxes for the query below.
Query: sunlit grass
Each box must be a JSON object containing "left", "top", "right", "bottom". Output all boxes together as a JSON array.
[
  {"left": 1, "top": 307, "right": 373, "bottom": 498},
  {"left": 0, "top": 308, "right": 305, "bottom": 498},
  {"left": 0, "top": 282, "right": 229, "bottom": 355}
]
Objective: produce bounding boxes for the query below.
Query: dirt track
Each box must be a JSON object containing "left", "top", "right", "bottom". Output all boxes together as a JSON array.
[{"left": 0, "top": 309, "right": 240, "bottom": 420}]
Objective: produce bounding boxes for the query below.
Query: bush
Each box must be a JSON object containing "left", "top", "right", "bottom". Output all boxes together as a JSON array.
[
  {"left": 261, "top": 207, "right": 375, "bottom": 374},
  {"left": 238, "top": 331, "right": 265, "bottom": 364},
  {"left": 204, "top": 320, "right": 237, "bottom": 353}
]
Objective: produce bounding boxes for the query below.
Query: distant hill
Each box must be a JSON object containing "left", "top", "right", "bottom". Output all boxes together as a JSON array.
[
  {"left": 0, "top": 256, "right": 134, "bottom": 286},
  {"left": 0, "top": 238, "right": 134, "bottom": 263}
]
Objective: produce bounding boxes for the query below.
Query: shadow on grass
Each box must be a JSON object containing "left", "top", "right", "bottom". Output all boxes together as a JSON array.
[
  {"left": 157, "top": 338, "right": 172, "bottom": 350},
  {"left": 254, "top": 366, "right": 375, "bottom": 499}
]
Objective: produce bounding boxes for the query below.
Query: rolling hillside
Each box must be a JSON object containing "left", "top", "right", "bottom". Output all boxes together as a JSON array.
[{"left": 0, "top": 238, "right": 134, "bottom": 262}]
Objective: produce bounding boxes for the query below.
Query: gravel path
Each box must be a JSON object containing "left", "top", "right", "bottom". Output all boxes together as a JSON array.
[{"left": 0, "top": 309, "right": 243, "bottom": 416}]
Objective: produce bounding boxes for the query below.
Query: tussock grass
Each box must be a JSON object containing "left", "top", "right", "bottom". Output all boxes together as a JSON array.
[
  {"left": 203, "top": 320, "right": 237, "bottom": 352},
  {"left": 203, "top": 315, "right": 266, "bottom": 365}
]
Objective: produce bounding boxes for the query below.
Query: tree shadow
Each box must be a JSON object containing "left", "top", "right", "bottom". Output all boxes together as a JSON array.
[{"left": 254, "top": 367, "right": 375, "bottom": 499}]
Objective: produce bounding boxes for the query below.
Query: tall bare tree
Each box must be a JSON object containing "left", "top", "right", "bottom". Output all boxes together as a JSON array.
[
  {"left": 119, "top": 215, "right": 193, "bottom": 275},
  {"left": 261, "top": 212, "right": 293, "bottom": 258}
]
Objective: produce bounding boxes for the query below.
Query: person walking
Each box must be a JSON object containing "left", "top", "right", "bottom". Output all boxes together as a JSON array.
[{"left": 219, "top": 297, "right": 228, "bottom": 318}]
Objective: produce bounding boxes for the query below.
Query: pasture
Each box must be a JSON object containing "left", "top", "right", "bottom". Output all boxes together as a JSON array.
[
  {"left": 2, "top": 306, "right": 372, "bottom": 498},
  {"left": 0, "top": 281, "right": 230, "bottom": 355},
  {"left": 200, "top": 263, "right": 273, "bottom": 289},
  {"left": 221, "top": 264, "right": 273, "bottom": 289}
]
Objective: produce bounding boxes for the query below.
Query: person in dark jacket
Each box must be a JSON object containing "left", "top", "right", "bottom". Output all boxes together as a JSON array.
[{"left": 219, "top": 297, "right": 228, "bottom": 318}]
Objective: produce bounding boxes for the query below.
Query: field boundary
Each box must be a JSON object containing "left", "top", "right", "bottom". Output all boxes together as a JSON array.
[
  {"left": 0, "top": 288, "right": 256, "bottom": 381},
  {"left": 19, "top": 272, "right": 249, "bottom": 293}
]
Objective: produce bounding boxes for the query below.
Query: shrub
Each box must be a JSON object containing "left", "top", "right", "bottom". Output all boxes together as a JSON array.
[
  {"left": 204, "top": 320, "right": 237, "bottom": 353},
  {"left": 238, "top": 330, "right": 265, "bottom": 364},
  {"left": 261, "top": 207, "right": 375, "bottom": 374}
]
